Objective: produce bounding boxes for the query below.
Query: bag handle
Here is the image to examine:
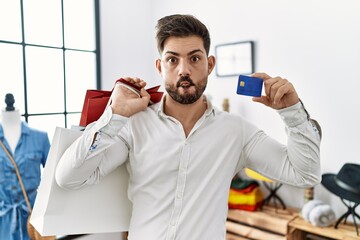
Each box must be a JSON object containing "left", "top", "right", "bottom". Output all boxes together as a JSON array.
[{"left": 0, "top": 140, "right": 32, "bottom": 212}]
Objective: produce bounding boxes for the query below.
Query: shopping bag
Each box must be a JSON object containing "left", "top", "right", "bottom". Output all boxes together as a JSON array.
[
  {"left": 79, "top": 90, "right": 111, "bottom": 127},
  {"left": 30, "top": 127, "right": 132, "bottom": 236},
  {"left": 79, "top": 78, "right": 164, "bottom": 127}
]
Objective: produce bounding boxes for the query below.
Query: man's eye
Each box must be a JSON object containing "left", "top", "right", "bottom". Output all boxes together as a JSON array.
[
  {"left": 168, "top": 57, "right": 177, "bottom": 63},
  {"left": 191, "top": 56, "right": 200, "bottom": 62}
]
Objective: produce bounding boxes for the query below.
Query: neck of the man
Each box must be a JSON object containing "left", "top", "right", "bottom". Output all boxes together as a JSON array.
[{"left": 164, "top": 95, "right": 208, "bottom": 137}]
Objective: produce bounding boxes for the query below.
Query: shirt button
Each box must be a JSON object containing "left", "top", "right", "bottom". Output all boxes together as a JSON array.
[
  {"left": 177, "top": 193, "right": 182, "bottom": 199},
  {"left": 11, "top": 186, "right": 17, "bottom": 190}
]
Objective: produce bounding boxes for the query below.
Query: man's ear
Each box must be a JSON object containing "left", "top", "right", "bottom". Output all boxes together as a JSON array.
[
  {"left": 207, "top": 55, "right": 216, "bottom": 75},
  {"left": 156, "top": 59, "right": 162, "bottom": 76}
]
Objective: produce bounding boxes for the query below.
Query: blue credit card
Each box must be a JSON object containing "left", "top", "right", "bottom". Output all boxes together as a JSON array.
[{"left": 236, "top": 75, "right": 263, "bottom": 97}]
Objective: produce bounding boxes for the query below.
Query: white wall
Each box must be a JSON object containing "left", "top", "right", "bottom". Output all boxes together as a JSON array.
[
  {"left": 99, "top": 0, "right": 158, "bottom": 89},
  {"left": 100, "top": 0, "right": 360, "bottom": 218}
]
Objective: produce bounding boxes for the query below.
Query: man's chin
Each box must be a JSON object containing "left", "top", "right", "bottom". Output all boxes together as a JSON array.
[{"left": 178, "top": 86, "right": 195, "bottom": 93}]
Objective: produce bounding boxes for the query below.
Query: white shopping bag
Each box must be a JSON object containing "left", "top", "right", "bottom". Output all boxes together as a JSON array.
[{"left": 30, "top": 127, "right": 132, "bottom": 236}]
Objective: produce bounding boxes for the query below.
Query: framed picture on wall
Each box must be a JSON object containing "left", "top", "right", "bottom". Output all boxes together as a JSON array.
[{"left": 215, "top": 41, "right": 254, "bottom": 77}]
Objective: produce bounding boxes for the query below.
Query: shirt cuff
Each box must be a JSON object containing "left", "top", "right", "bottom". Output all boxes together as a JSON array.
[
  {"left": 93, "top": 106, "right": 129, "bottom": 137},
  {"left": 277, "top": 102, "right": 308, "bottom": 127}
]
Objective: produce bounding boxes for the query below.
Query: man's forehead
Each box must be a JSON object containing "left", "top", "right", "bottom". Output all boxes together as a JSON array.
[{"left": 163, "top": 36, "right": 205, "bottom": 55}]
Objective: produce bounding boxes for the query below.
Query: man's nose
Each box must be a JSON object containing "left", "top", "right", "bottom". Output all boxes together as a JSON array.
[{"left": 178, "top": 59, "right": 191, "bottom": 76}]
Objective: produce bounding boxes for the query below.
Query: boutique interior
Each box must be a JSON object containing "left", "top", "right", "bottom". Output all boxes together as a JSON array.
[{"left": 1, "top": 0, "right": 360, "bottom": 240}]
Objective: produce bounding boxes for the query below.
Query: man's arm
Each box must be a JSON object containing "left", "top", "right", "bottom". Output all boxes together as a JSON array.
[
  {"left": 244, "top": 102, "right": 321, "bottom": 188},
  {"left": 244, "top": 73, "right": 321, "bottom": 187},
  {"left": 55, "top": 107, "right": 130, "bottom": 190},
  {"left": 55, "top": 78, "right": 150, "bottom": 190}
]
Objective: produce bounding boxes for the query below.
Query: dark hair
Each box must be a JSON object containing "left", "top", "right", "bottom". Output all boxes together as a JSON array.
[{"left": 155, "top": 14, "right": 211, "bottom": 55}]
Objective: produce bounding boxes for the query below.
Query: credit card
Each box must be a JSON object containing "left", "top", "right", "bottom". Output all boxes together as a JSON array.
[{"left": 236, "top": 75, "right": 263, "bottom": 97}]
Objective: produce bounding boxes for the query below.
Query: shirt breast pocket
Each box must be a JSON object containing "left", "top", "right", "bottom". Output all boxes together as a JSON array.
[{"left": 21, "top": 152, "right": 43, "bottom": 189}]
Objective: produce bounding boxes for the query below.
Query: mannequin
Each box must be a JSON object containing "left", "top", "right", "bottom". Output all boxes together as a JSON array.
[
  {"left": 0, "top": 93, "right": 21, "bottom": 153},
  {"left": 0, "top": 93, "right": 51, "bottom": 240}
]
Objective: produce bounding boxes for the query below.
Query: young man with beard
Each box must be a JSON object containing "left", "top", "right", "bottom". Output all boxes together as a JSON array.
[{"left": 56, "top": 14, "right": 321, "bottom": 240}]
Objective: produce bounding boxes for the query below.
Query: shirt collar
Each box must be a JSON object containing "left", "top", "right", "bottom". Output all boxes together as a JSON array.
[{"left": 156, "top": 94, "right": 215, "bottom": 118}]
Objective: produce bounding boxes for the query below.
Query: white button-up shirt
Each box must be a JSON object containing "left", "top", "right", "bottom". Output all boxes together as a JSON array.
[{"left": 56, "top": 96, "right": 321, "bottom": 240}]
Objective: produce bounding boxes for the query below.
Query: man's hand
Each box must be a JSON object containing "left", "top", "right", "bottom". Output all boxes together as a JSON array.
[
  {"left": 110, "top": 77, "right": 151, "bottom": 117},
  {"left": 252, "top": 72, "right": 299, "bottom": 109}
]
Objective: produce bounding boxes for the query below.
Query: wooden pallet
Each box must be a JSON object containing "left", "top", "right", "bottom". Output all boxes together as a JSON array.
[
  {"left": 288, "top": 216, "right": 360, "bottom": 240},
  {"left": 226, "top": 206, "right": 298, "bottom": 240}
]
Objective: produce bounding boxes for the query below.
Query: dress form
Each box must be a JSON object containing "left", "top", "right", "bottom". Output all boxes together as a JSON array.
[{"left": 0, "top": 93, "right": 21, "bottom": 153}]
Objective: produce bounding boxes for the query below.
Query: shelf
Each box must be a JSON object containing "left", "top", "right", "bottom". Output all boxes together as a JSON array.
[
  {"left": 226, "top": 205, "right": 360, "bottom": 240},
  {"left": 226, "top": 206, "right": 298, "bottom": 239},
  {"left": 288, "top": 216, "right": 360, "bottom": 240}
]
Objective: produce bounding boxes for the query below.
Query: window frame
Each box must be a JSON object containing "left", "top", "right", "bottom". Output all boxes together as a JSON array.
[{"left": 0, "top": 0, "right": 101, "bottom": 129}]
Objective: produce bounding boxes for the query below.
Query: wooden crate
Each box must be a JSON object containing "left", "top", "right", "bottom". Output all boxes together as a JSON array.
[
  {"left": 226, "top": 232, "right": 251, "bottom": 240},
  {"left": 288, "top": 216, "right": 360, "bottom": 240},
  {"left": 226, "top": 206, "right": 298, "bottom": 240}
]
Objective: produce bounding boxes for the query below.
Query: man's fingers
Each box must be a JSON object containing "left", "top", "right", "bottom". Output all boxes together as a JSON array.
[
  {"left": 273, "top": 81, "right": 294, "bottom": 105},
  {"left": 252, "top": 96, "right": 270, "bottom": 106},
  {"left": 268, "top": 77, "right": 287, "bottom": 103},
  {"left": 110, "top": 77, "right": 151, "bottom": 116},
  {"left": 140, "top": 88, "right": 151, "bottom": 103},
  {"left": 122, "top": 77, "right": 147, "bottom": 88},
  {"left": 262, "top": 76, "right": 289, "bottom": 104},
  {"left": 251, "top": 72, "right": 299, "bottom": 109},
  {"left": 251, "top": 72, "right": 271, "bottom": 80}
]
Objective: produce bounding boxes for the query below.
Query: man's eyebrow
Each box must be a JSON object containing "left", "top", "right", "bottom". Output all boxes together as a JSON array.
[
  {"left": 188, "top": 49, "right": 204, "bottom": 56},
  {"left": 164, "top": 51, "right": 179, "bottom": 56},
  {"left": 164, "top": 49, "right": 204, "bottom": 56}
]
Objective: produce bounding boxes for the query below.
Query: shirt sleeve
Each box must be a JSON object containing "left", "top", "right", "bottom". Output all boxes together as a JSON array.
[
  {"left": 55, "top": 106, "right": 130, "bottom": 190},
  {"left": 243, "top": 102, "right": 321, "bottom": 188}
]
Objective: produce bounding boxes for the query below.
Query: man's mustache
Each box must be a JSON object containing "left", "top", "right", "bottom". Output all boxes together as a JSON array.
[{"left": 176, "top": 76, "right": 195, "bottom": 87}]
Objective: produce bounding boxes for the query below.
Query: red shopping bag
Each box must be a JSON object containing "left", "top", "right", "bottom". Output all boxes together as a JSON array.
[
  {"left": 79, "top": 89, "right": 112, "bottom": 127},
  {"left": 79, "top": 78, "right": 163, "bottom": 127}
]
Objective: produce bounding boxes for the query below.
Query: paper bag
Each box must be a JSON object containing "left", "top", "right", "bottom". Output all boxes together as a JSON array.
[
  {"left": 79, "top": 78, "right": 164, "bottom": 127},
  {"left": 30, "top": 127, "right": 132, "bottom": 236},
  {"left": 79, "top": 90, "right": 111, "bottom": 127}
]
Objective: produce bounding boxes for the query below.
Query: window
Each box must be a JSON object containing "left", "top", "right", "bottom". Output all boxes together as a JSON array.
[{"left": 0, "top": 0, "right": 101, "bottom": 140}]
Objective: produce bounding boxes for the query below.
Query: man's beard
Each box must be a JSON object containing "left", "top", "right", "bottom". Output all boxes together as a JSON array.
[{"left": 165, "top": 76, "right": 207, "bottom": 104}]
